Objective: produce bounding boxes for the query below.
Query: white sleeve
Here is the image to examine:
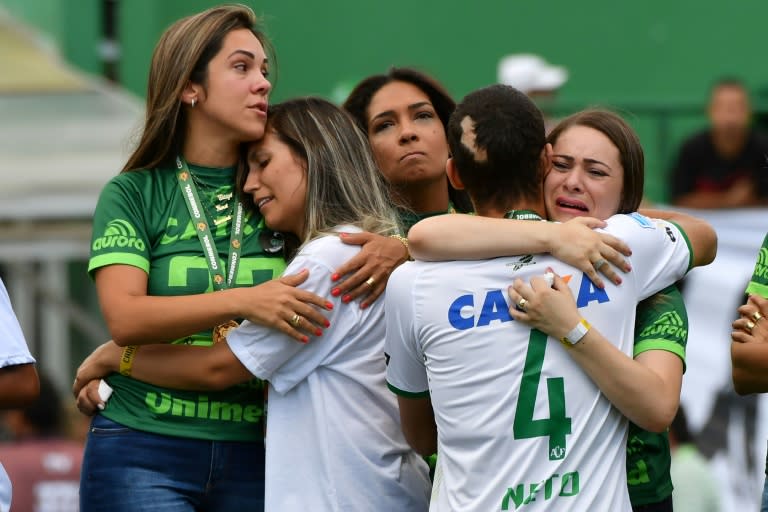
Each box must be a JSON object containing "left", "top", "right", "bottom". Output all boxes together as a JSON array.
[
  {"left": 226, "top": 249, "right": 341, "bottom": 395},
  {"left": 384, "top": 263, "right": 429, "bottom": 397},
  {"left": 605, "top": 213, "right": 692, "bottom": 300},
  {"left": 0, "top": 278, "right": 34, "bottom": 368}
]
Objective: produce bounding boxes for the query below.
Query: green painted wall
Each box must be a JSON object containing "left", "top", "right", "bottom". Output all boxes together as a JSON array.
[
  {"left": 4, "top": 0, "right": 767, "bottom": 202},
  {"left": 0, "top": 0, "right": 101, "bottom": 74}
]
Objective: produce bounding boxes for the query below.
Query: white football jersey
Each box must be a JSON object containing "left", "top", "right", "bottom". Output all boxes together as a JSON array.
[
  {"left": 227, "top": 227, "right": 430, "bottom": 512},
  {"left": 386, "top": 213, "right": 692, "bottom": 511}
]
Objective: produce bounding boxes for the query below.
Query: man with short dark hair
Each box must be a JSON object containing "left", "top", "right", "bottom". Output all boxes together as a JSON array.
[
  {"left": 670, "top": 78, "right": 768, "bottom": 208},
  {"left": 384, "top": 84, "right": 705, "bottom": 511}
]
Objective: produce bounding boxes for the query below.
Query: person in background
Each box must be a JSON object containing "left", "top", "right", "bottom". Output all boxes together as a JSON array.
[
  {"left": 0, "top": 373, "right": 82, "bottom": 512},
  {"left": 497, "top": 53, "right": 568, "bottom": 133},
  {"left": 670, "top": 77, "right": 768, "bottom": 208},
  {"left": 343, "top": 67, "right": 473, "bottom": 231},
  {"left": 668, "top": 405, "right": 721, "bottom": 512},
  {"left": 327, "top": 67, "right": 473, "bottom": 307},
  {"left": 0, "top": 275, "right": 39, "bottom": 512}
]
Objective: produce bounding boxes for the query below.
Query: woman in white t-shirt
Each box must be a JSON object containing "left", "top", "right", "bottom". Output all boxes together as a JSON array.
[{"left": 73, "top": 97, "right": 431, "bottom": 511}]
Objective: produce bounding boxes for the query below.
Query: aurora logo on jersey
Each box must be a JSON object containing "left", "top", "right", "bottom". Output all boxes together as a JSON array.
[
  {"left": 754, "top": 247, "right": 768, "bottom": 280},
  {"left": 638, "top": 311, "right": 687, "bottom": 340},
  {"left": 501, "top": 471, "right": 580, "bottom": 510},
  {"left": 144, "top": 392, "right": 263, "bottom": 423},
  {"left": 448, "top": 273, "right": 608, "bottom": 330},
  {"left": 92, "top": 219, "right": 146, "bottom": 252}
]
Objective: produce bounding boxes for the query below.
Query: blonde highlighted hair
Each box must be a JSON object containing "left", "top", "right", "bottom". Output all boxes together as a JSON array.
[{"left": 239, "top": 97, "right": 398, "bottom": 254}]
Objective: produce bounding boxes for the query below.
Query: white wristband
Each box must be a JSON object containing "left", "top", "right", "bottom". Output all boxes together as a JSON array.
[{"left": 560, "top": 318, "right": 591, "bottom": 346}]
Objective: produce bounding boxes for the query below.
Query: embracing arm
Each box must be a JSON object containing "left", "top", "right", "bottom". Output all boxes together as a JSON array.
[
  {"left": 556, "top": 331, "right": 681, "bottom": 432},
  {"left": 508, "top": 274, "right": 682, "bottom": 432},
  {"left": 639, "top": 208, "right": 717, "bottom": 267},
  {"left": 96, "top": 265, "right": 331, "bottom": 346},
  {"left": 74, "top": 340, "right": 252, "bottom": 395},
  {"left": 408, "top": 215, "right": 631, "bottom": 288},
  {"left": 397, "top": 396, "right": 437, "bottom": 456}
]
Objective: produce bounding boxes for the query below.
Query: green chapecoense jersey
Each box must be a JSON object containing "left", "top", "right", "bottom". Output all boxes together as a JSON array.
[
  {"left": 626, "top": 284, "right": 688, "bottom": 506},
  {"left": 746, "top": 233, "right": 768, "bottom": 298},
  {"left": 88, "top": 164, "right": 286, "bottom": 441}
]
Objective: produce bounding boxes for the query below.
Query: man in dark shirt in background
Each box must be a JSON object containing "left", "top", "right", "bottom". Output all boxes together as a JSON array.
[{"left": 670, "top": 78, "right": 768, "bottom": 208}]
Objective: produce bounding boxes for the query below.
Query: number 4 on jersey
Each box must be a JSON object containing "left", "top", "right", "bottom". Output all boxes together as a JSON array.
[{"left": 513, "top": 329, "right": 572, "bottom": 460}]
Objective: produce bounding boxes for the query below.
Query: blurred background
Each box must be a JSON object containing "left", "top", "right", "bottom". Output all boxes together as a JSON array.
[{"left": 0, "top": 0, "right": 766, "bottom": 509}]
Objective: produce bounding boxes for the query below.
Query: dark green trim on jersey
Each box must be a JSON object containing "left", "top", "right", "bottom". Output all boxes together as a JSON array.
[
  {"left": 667, "top": 220, "right": 693, "bottom": 271},
  {"left": 88, "top": 252, "right": 149, "bottom": 276},
  {"left": 387, "top": 381, "right": 429, "bottom": 399}
]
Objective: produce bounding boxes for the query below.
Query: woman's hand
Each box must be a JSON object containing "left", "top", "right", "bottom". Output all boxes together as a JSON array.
[
  {"left": 732, "top": 294, "right": 768, "bottom": 344},
  {"left": 73, "top": 340, "right": 122, "bottom": 398},
  {"left": 75, "top": 379, "right": 107, "bottom": 416},
  {"left": 507, "top": 270, "right": 581, "bottom": 340},
  {"left": 238, "top": 269, "right": 334, "bottom": 343},
  {"left": 331, "top": 232, "right": 409, "bottom": 308},
  {"left": 549, "top": 217, "right": 632, "bottom": 289}
]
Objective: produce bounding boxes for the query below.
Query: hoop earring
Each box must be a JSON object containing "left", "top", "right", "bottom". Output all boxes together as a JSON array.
[{"left": 191, "top": 98, "right": 197, "bottom": 108}]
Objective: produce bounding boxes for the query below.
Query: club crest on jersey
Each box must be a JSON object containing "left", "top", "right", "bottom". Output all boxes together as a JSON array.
[
  {"left": 447, "top": 273, "right": 609, "bottom": 330},
  {"left": 92, "top": 219, "right": 146, "bottom": 252},
  {"left": 506, "top": 254, "right": 536, "bottom": 272}
]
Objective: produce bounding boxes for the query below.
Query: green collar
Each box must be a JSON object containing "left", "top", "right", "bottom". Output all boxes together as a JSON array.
[{"left": 503, "top": 209, "right": 544, "bottom": 221}]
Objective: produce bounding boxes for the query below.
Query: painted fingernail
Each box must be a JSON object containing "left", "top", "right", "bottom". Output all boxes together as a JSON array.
[
  {"left": 360, "top": 302, "right": 369, "bottom": 309},
  {"left": 325, "top": 302, "right": 334, "bottom": 310},
  {"left": 339, "top": 232, "right": 348, "bottom": 238},
  {"left": 301, "top": 335, "right": 309, "bottom": 344},
  {"left": 315, "top": 328, "right": 322, "bottom": 336},
  {"left": 331, "top": 288, "right": 341, "bottom": 297},
  {"left": 324, "top": 319, "right": 331, "bottom": 327},
  {"left": 331, "top": 273, "right": 340, "bottom": 281},
  {"left": 342, "top": 294, "right": 351, "bottom": 303}
]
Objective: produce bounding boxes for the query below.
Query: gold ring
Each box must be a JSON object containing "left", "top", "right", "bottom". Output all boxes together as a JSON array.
[
  {"left": 518, "top": 298, "right": 528, "bottom": 310},
  {"left": 290, "top": 313, "right": 302, "bottom": 328},
  {"left": 365, "top": 277, "right": 375, "bottom": 287},
  {"left": 753, "top": 311, "right": 764, "bottom": 323},
  {"left": 746, "top": 320, "right": 756, "bottom": 332},
  {"left": 593, "top": 258, "right": 607, "bottom": 270}
]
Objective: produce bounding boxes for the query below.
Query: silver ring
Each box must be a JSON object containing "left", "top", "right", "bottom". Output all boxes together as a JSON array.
[
  {"left": 290, "top": 313, "right": 302, "bottom": 328},
  {"left": 593, "top": 258, "right": 608, "bottom": 270},
  {"left": 517, "top": 298, "right": 528, "bottom": 310}
]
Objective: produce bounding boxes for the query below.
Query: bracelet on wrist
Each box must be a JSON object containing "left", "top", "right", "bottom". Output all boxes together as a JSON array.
[
  {"left": 390, "top": 234, "right": 412, "bottom": 260},
  {"left": 559, "top": 318, "right": 591, "bottom": 348},
  {"left": 119, "top": 345, "right": 140, "bottom": 377}
]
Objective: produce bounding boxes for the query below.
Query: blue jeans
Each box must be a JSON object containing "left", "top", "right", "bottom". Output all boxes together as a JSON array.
[
  {"left": 80, "top": 415, "right": 265, "bottom": 512},
  {"left": 762, "top": 476, "right": 768, "bottom": 512}
]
